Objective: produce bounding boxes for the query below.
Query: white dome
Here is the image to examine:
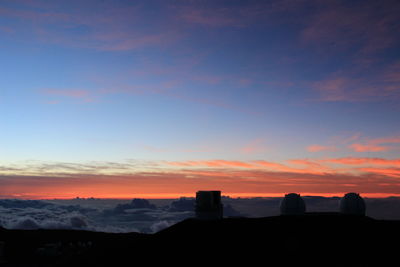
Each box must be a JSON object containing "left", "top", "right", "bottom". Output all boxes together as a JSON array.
[
  {"left": 280, "top": 193, "right": 306, "bottom": 215},
  {"left": 339, "top": 193, "right": 366, "bottom": 216}
]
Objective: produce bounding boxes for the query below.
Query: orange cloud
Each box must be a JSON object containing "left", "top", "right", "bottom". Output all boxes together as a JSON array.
[
  {"left": 322, "top": 157, "right": 400, "bottom": 167},
  {"left": 3, "top": 167, "right": 400, "bottom": 199},
  {"left": 371, "top": 137, "right": 400, "bottom": 144},
  {"left": 287, "top": 159, "right": 326, "bottom": 169},
  {"left": 165, "top": 160, "right": 256, "bottom": 168},
  {"left": 252, "top": 160, "right": 291, "bottom": 170},
  {"left": 252, "top": 160, "right": 329, "bottom": 175},
  {"left": 360, "top": 168, "right": 400, "bottom": 178},
  {"left": 240, "top": 139, "right": 267, "bottom": 154},
  {"left": 348, "top": 143, "right": 389, "bottom": 152},
  {"left": 3, "top": 158, "right": 400, "bottom": 199},
  {"left": 307, "top": 145, "right": 337, "bottom": 152},
  {"left": 348, "top": 136, "right": 400, "bottom": 152},
  {"left": 167, "top": 159, "right": 327, "bottom": 175}
]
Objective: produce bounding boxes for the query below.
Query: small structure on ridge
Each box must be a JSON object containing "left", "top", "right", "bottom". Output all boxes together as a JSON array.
[
  {"left": 339, "top": 192, "right": 366, "bottom": 216},
  {"left": 280, "top": 193, "right": 306, "bottom": 215},
  {"left": 195, "top": 191, "right": 223, "bottom": 220}
]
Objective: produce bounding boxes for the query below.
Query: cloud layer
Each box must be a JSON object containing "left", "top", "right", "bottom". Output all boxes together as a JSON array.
[
  {"left": 1, "top": 196, "right": 400, "bottom": 234},
  {"left": 0, "top": 197, "right": 243, "bottom": 233}
]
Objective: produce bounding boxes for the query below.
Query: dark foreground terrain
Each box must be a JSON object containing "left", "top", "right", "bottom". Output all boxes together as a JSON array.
[{"left": 0, "top": 213, "right": 398, "bottom": 266}]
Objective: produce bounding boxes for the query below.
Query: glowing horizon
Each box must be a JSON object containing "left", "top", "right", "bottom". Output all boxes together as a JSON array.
[
  {"left": 2, "top": 156, "right": 400, "bottom": 199},
  {"left": 4, "top": 192, "right": 400, "bottom": 200}
]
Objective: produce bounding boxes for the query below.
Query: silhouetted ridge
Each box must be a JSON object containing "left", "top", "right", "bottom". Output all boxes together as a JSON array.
[
  {"left": 0, "top": 213, "right": 398, "bottom": 266},
  {"left": 0, "top": 191, "right": 397, "bottom": 266}
]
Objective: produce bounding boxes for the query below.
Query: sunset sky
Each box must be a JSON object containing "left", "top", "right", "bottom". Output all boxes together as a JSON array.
[{"left": 1, "top": 0, "right": 400, "bottom": 199}]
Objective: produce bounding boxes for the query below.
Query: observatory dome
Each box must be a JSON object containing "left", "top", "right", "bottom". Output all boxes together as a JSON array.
[
  {"left": 280, "top": 193, "right": 306, "bottom": 215},
  {"left": 339, "top": 193, "right": 366, "bottom": 216},
  {"left": 195, "top": 191, "right": 223, "bottom": 220}
]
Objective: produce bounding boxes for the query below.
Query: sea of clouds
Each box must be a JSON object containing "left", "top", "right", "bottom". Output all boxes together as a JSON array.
[{"left": 1, "top": 196, "right": 400, "bottom": 233}]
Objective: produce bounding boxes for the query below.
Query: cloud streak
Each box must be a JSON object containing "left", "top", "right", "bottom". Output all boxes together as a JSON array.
[
  {"left": 307, "top": 134, "right": 400, "bottom": 153},
  {"left": 349, "top": 143, "right": 389, "bottom": 152},
  {"left": 43, "top": 89, "right": 96, "bottom": 102},
  {"left": 311, "top": 60, "right": 400, "bottom": 103},
  {"left": 348, "top": 136, "right": 400, "bottom": 152},
  {"left": 301, "top": 0, "right": 400, "bottom": 55},
  {"left": 307, "top": 145, "right": 337, "bottom": 152},
  {"left": 322, "top": 157, "right": 400, "bottom": 167},
  {"left": 3, "top": 156, "right": 400, "bottom": 199},
  {"left": 0, "top": 2, "right": 179, "bottom": 51},
  {"left": 2, "top": 168, "right": 400, "bottom": 199}
]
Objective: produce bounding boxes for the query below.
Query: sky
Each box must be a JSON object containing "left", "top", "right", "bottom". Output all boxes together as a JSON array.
[{"left": 1, "top": 0, "right": 400, "bottom": 199}]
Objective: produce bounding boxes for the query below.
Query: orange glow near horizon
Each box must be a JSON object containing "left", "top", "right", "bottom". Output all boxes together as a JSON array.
[
  {"left": 2, "top": 157, "right": 400, "bottom": 200},
  {"left": 3, "top": 173, "right": 400, "bottom": 200},
  {"left": 4, "top": 192, "right": 400, "bottom": 200}
]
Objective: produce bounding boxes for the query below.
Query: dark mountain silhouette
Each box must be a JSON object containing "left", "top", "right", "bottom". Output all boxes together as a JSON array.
[{"left": 0, "top": 213, "right": 399, "bottom": 266}]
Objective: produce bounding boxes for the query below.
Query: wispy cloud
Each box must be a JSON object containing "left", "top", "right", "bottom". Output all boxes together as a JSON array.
[
  {"left": 3, "top": 157, "right": 400, "bottom": 198},
  {"left": 165, "top": 159, "right": 331, "bottom": 175},
  {"left": 74, "top": 66, "right": 262, "bottom": 114},
  {"left": 2, "top": 167, "right": 400, "bottom": 199},
  {"left": 173, "top": 0, "right": 311, "bottom": 29},
  {"left": 42, "top": 89, "right": 97, "bottom": 103},
  {"left": 165, "top": 160, "right": 256, "bottom": 169},
  {"left": 0, "top": 2, "right": 179, "bottom": 51},
  {"left": 240, "top": 139, "right": 268, "bottom": 154},
  {"left": 306, "top": 134, "right": 400, "bottom": 154},
  {"left": 311, "top": 73, "right": 400, "bottom": 103},
  {"left": 307, "top": 145, "right": 337, "bottom": 152},
  {"left": 321, "top": 157, "right": 400, "bottom": 167},
  {"left": 287, "top": 159, "right": 326, "bottom": 169},
  {"left": 312, "top": 77, "right": 356, "bottom": 102},
  {"left": 359, "top": 168, "right": 400, "bottom": 178},
  {"left": 348, "top": 136, "right": 400, "bottom": 152},
  {"left": 178, "top": 6, "right": 245, "bottom": 28},
  {"left": 0, "top": 25, "right": 15, "bottom": 33},
  {"left": 348, "top": 143, "right": 389, "bottom": 152},
  {"left": 301, "top": 0, "right": 400, "bottom": 55},
  {"left": 302, "top": 0, "right": 400, "bottom": 103}
]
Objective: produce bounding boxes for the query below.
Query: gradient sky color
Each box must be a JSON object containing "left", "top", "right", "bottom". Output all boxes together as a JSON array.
[{"left": 1, "top": 0, "right": 400, "bottom": 199}]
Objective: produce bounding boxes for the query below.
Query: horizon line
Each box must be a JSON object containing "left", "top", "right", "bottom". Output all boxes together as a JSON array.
[{"left": 2, "top": 192, "right": 400, "bottom": 200}]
